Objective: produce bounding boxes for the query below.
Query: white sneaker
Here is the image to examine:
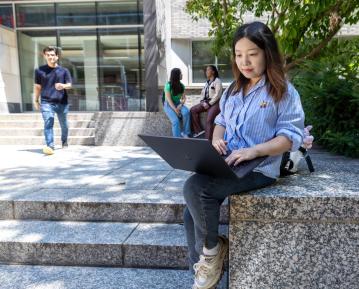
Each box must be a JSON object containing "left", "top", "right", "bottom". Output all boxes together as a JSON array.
[
  {"left": 181, "top": 132, "right": 190, "bottom": 138},
  {"left": 43, "top": 146, "right": 54, "bottom": 155},
  {"left": 193, "top": 236, "right": 228, "bottom": 289},
  {"left": 193, "top": 130, "right": 205, "bottom": 138}
]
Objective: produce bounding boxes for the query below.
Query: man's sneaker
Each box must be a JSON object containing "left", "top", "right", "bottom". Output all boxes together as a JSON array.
[
  {"left": 193, "top": 130, "right": 205, "bottom": 138},
  {"left": 62, "top": 141, "right": 68, "bottom": 148},
  {"left": 193, "top": 236, "right": 228, "bottom": 289},
  {"left": 43, "top": 146, "right": 54, "bottom": 155}
]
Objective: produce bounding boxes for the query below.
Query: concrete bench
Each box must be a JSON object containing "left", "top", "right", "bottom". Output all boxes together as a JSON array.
[{"left": 229, "top": 151, "right": 359, "bottom": 288}]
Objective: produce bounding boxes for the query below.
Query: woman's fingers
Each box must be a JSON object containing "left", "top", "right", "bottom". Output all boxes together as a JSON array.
[
  {"left": 218, "top": 140, "right": 227, "bottom": 155},
  {"left": 212, "top": 139, "right": 227, "bottom": 155},
  {"left": 226, "top": 148, "right": 256, "bottom": 166}
]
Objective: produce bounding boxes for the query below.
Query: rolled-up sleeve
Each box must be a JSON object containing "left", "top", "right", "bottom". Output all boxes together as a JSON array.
[
  {"left": 275, "top": 84, "right": 305, "bottom": 151},
  {"left": 214, "top": 86, "right": 229, "bottom": 128}
]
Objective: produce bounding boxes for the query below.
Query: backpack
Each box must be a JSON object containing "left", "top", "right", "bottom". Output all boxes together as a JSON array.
[{"left": 223, "top": 81, "right": 314, "bottom": 177}]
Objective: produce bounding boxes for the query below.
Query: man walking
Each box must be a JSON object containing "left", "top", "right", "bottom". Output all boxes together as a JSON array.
[{"left": 33, "top": 46, "right": 72, "bottom": 155}]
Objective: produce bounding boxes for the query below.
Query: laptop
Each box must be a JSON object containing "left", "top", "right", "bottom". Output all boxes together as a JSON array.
[{"left": 138, "top": 134, "right": 267, "bottom": 179}]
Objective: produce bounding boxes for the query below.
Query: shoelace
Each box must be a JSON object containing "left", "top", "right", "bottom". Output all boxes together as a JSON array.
[{"left": 193, "top": 256, "right": 215, "bottom": 279}]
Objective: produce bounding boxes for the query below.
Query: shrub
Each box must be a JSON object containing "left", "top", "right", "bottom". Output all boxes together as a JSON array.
[{"left": 291, "top": 37, "right": 359, "bottom": 158}]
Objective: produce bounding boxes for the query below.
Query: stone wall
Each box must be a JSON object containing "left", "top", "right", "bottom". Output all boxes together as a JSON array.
[
  {"left": 229, "top": 153, "right": 359, "bottom": 288},
  {"left": 94, "top": 111, "right": 172, "bottom": 146}
]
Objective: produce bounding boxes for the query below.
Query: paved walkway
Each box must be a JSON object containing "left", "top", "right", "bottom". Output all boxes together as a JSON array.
[{"left": 0, "top": 145, "right": 190, "bottom": 197}]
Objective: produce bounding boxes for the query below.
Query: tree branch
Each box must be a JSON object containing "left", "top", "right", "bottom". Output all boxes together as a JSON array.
[
  {"left": 223, "top": 0, "right": 228, "bottom": 16},
  {"left": 272, "top": 6, "right": 288, "bottom": 34},
  {"left": 285, "top": 1, "right": 344, "bottom": 65},
  {"left": 285, "top": 20, "right": 343, "bottom": 71}
]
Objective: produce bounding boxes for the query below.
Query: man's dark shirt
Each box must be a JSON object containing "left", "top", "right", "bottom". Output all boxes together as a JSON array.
[{"left": 35, "top": 65, "right": 72, "bottom": 104}]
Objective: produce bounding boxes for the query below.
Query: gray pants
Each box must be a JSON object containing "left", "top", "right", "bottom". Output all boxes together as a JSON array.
[{"left": 183, "top": 172, "right": 275, "bottom": 271}]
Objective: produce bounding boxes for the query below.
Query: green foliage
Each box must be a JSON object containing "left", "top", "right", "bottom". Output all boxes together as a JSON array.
[
  {"left": 291, "top": 38, "right": 359, "bottom": 157},
  {"left": 185, "top": 0, "right": 359, "bottom": 70}
]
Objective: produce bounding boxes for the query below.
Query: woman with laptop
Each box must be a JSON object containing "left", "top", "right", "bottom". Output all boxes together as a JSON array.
[
  {"left": 163, "top": 68, "right": 191, "bottom": 138},
  {"left": 183, "top": 22, "right": 305, "bottom": 289}
]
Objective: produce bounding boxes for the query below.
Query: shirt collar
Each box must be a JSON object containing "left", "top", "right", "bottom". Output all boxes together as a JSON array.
[{"left": 247, "top": 75, "right": 266, "bottom": 95}]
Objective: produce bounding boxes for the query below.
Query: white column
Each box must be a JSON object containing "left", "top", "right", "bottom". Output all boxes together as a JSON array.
[
  {"left": 83, "top": 39, "right": 98, "bottom": 111},
  {"left": 0, "top": 69, "right": 8, "bottom": 113}
]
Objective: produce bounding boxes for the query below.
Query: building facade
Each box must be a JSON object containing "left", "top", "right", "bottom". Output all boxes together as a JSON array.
[
  {"left": 0, "top": 0, "right": 358, "bottom": 113},
  {"left": 0, "top": 0, "right": 158, "bottom": 113}
]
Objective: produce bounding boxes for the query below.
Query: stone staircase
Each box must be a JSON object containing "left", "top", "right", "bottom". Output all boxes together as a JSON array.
[
  {"left": 0, "top": 113, "right": 95, "bottom": 145},
  {"left": 0, "top": 146, "right": 228, "bottom": 289}
]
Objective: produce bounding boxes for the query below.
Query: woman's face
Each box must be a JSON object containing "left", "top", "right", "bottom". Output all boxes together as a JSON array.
[
  {"left": 206, "top": 67, "right": 214, "bottom": 79},
  {"left": 234, "top": 37, "right": 266, "bottom": 81}
]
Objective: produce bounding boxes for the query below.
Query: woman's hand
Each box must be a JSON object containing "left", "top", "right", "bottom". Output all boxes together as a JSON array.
[
  {"left": 202, "top": 102, "right": 210, "bottom": 110},
  {"left": 212, "top": 138, "right": 228, "bottom": 155},
  {"left": 180, "top": 95, "right": 186, "bottom": 104},
  {"left": 225, "top": 147, "right": 258, "bottom": 166},
  {"left": 174, "top": 106, "right": 181, "bottom": 115}
]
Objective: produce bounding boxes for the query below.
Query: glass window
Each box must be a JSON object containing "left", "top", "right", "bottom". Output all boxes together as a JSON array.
[
  {"left": 16, "top": 4, "right": 55, "bottom": 27},
  {"left": 217, "top": 51, "right": 232, "bottom": 83},
  {"left": 192, "top": 41, "right": 215, "bottom": 83},
  {"left": 18, "top": 30, "right": 57, "bottom": 111},
  {"left": 138, "top": 0, "right": 144, "bottom": 24},
  {"left": 0, "top": 5, "right": 14, "bottom": 29},
  {"left": 56, "top": 3, "right": 96, "bottom": 26},
  {"left": 192, "top": 41, "right": 232, "bottom": 83},
  {"left": 139, "top": 28, "right": 145, "bottom": 111},
  {"left": 97, "top": 0, "right": 142, "bottom": 25},
  {"left": 98, "top": 28, "right": 143, "bottom": 111},
  {"left": 59, "top": 29, "right": 97, "bottom": 111}
]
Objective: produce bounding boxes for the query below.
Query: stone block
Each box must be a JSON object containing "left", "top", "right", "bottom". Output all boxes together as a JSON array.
[{"left": 229, "top": 157, "right": 359, "bottom": 289}]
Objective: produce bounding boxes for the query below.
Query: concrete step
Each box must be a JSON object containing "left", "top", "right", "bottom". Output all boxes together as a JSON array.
[
  {"left": 0, "top": 220, "right": 228, "bottom": 268},
  {"left": 0, "top": 128, "right": 94, "bottom": 137},
  {"left": 0, "top": 136, "right": 95, "bottom": 145},
  {"left": 0, "top": 120, "right": 95, "bottom": 128},
  {"left": 0, "top": 264, "right": 228, "bottom": 289},
  {"left": 0, "top": 146, "right": 228, "bottom": 223},
  {"left": 0, "top": 187, "right": 228, "bottom": 223},
  {"left": 0, "top": 113, "right": 95, "bottom": 121}
]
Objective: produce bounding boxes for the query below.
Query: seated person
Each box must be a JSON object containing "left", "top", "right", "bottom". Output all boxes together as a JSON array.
[
  {"left": 190, "top": 65, "right": 223, "bottom": 140},
  {"left": 163, "top": 68, "right": 191, "bottom": 138}
]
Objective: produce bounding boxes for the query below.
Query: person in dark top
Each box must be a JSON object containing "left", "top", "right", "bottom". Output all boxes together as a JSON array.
[{"left": 33, "top": 46, "right": 72, "bottom": 155}]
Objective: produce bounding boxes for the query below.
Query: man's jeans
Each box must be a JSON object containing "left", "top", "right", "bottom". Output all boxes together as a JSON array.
[
  {"left": 183, "top": 172, "right": 276, "bottom": 271},
  {"left": 40, "top": 103, "right": 69, "bottom": 148}
]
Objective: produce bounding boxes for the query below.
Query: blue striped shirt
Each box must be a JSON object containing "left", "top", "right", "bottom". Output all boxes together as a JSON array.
[{"left": 214, "top": 76, "right": 304, "bottom": 179}]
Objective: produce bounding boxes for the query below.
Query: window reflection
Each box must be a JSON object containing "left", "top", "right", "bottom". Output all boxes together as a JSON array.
[
  {"left": 98, "top": 28, "right": 143, "bottom": 111},
  {"left": 97, "top": 0, "right": 142, "bottom": 25},
  {"left": 0, "top": 5, "right": 14, "bottom": 28},
  {"left": 16, "top": 4, "right": 55, "bottom": 27},
  {"left": 56, "top": 3, "right": 96, "bottom": 26},
  {"left": 16, "top": 1, "right": 145, "bottom": 112},
  {"left": 18, "top": 30, "right": 57, "bottom": 111},
  {"left": 59, "top": 30, "right": 97, "bottom": 111},
  {"left": 192, "top": 41, "right": 232, "bottom": 83}
]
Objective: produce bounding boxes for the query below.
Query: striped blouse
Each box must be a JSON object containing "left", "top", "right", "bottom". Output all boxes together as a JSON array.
[{"left": 214, "top": 76, "right": 305, "bottom": 179}]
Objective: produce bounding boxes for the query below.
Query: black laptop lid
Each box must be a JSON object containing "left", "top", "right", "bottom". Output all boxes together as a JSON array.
[{"left": 139, "top": 134, "right": 267, "bottom": 179}]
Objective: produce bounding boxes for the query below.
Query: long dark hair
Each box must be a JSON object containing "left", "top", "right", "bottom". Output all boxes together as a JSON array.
[
  {"left": 232, "top": 22, "right": 286, "bottom": 102},
  {"left": 169, "top": 68, "right": 184, "bottom": 96},
  {"left": 207, "top": 65, "right": 219, "bottom": 79}
]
